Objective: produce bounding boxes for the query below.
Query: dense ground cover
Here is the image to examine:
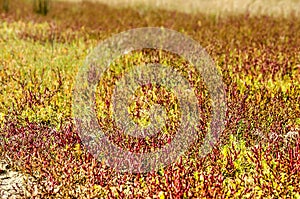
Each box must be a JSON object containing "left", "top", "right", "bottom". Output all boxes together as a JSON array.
[{"left": 0, "top": 1, "right": 299, "bottom": 198}]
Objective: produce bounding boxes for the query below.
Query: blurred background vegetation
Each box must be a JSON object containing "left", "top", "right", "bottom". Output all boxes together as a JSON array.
[{"left": 1, "top": 0, "right": 300, "bottom": 17}]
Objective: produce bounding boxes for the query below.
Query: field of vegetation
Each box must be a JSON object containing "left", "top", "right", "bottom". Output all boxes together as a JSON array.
[{"left": 0, "top": 0, "right": 299, "bottom": 198}]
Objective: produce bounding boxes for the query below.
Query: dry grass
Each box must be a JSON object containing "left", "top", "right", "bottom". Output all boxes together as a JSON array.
[{"left": 56, "top": 0, "right": 300, "bottom": 17}]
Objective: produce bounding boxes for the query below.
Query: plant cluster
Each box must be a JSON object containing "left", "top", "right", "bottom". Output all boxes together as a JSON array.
[{"left": 0, "top": 1, "right": 299, "bottom": 198}]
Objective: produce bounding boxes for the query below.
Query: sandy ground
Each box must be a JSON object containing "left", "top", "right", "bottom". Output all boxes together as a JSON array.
[{"left": 56, "top": 0, "right": 300, "bottom": 17}]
